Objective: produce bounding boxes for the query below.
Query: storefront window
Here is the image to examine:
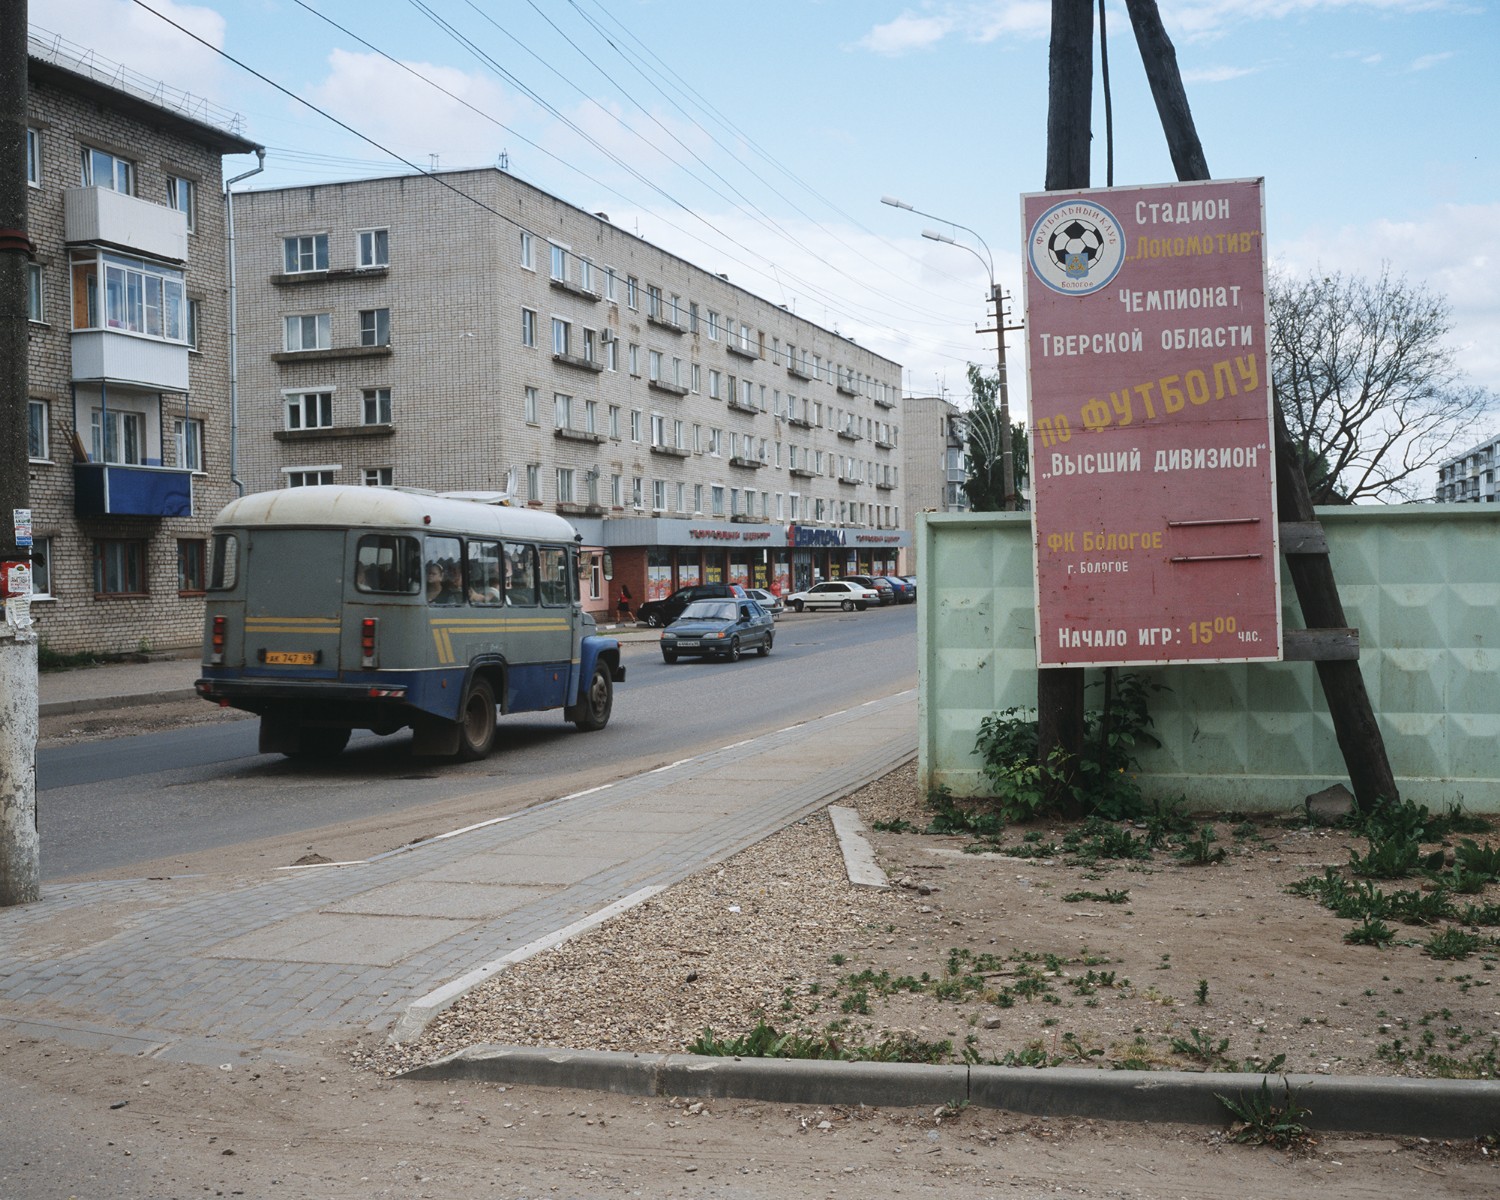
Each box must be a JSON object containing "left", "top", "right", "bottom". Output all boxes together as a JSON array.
[{"left": 647, "top": 548, "right": 673, "bottom": 602}]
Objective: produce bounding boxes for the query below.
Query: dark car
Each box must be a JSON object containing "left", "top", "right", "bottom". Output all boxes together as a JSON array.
[
  {"left": 839, "top": 575, "right": 895, "bottom": 605},
  {"left": 880, "top": 576, "right": 915, "bottom": 604},
  {"left": 636, "top": 582, "right": 746, "bottom": 627},
  {"left": 661, "top": 598, "right": 774, "bottom": 663}
]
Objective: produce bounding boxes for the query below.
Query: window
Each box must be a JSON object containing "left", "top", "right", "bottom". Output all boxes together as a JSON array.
[
  {"left": 26, "top": 263, "right": 43, "bottom": 322},
  {"left": 72, "top": 252, "right": 185, "bottom": 340},
  {"left": 524, "top": 386, "right": 539, "bottom": 424},
  {"left": 689, "top": 302, "right": 699, "bottom": 333},
  {"left": 177, "top": 539, "right": 206, "bottom": 593},
  {"left": 27, "top": 399, "right": 48, "bottom": 460},
  {"left": 363, "top": 387, "right": 392, "bottom": 425},
  {"left": 554, "top": 392, "right": 572, "bottom": 429},
  {"left": 647, "top": 284, "right": 662, "bottom": 318},
  {"left": 611, "top": 473, "right": 622, "bottom": 506},
  {"left": 626, "top": 276, "right": 639, "bottom": 309},
  {"left": 579, "top": 258, "right": 594, "bottom": 293},
  {"left": 630, "top": 410, "right": 642, "bottom": 443},
  {"left": 584, "top": 399, "right": 598, "bottom": 433},
  {"left": 174, "top": 417, "right": 204, "bottom": 471},
  {"left": 166, "top": 176, "right": 196, "bottom": 233},
  {"left": 285, "top": 390, "right": 333, "bottom": 430},
  {"left": 30, "top": 537, "right": 52, "bottom": 599},
  {"left": 648, "top": 349, "right": 663, "bottom": 381},
  {"left": 651, "top": 412, "right": 666, "bottom": 446},
  {"left": 557, "top": 467, "right": 575, "bottom": 503},
  {"left": 506, "top": 542, "right": 539, "bottom": 607},
  {"left": 283, "top": 234, "right": 328, "bottom": 274},
  {"left": 93, "top": 539, "right": 146, "bottom": 595},
  {"left": 604, "top": 267, "right": 617, "bottom": 302},
  {"left": 286, "top": 468, "right": 335, "bottom": 487},
  {"left": 519, "top": 230, "right": 534, "bottom": 269},
  {"left": 707, "top": 311, "right": 720, "bottom": 340},
  {"left": 90, "top": 407, "right": 143, "bottom": 464},
  {"left": 708, "top": 428, "right": 722, "bottom": 456},
  {"left": 628, "top": 343, "right": 640, "bottom": 375},
  {"left": 521, "top": 306, "right": 537, "bottom": 347},
  {"left": 526, "top": 463, "right": 541, "bottom": 500},
  {"left": 363, "top": 467, "right": 393, "bottom": 487},
  {"left": 358, "top": 228, "right": 389, "bottom": 268},
  {"left": 694, "top": 483, "right": 703, "bottom": 513},
  {"left": 711, "top": 485, "right": 725, "bottom": 516},
  {"left": 604, "top": 331, "right": 618, "bottom": 371},
  {"left": 606, "top": 404, "right": 620, "bottom": 439},
  {"left": 187, "top": 298, "right": 201, "bottom": 350},
  {"left": 538, "top": 546, "right": 571, "bottom": 607},
  {"left": 26, "top": 127, "right": 40, "bottom": 186},
  {"left": 359, "top": 307, "right": 390, "bottom": 347},
  {"left": 552, "top": 317, "right": 571, "bottom": 356},
  {"left": 676, "top": 482, "right": 686, "bottom": 512},
  {"left": 81, "top": 147, "right": 132, "bottom": 193},
  {"left": 550, "top": 243, "right": 567, "bottom": 281},
  {"left": 631, "top": 477, "right": 644, "bottom": 508},
  {"left": 652, "top": 479, "right": 667, "bottom": 511},
  {"left": 354, "top": 534, "right": 419, "bottom": 594},
  {"left": 465, "top": 539, "right": 504, "bottom": 605},
  {"left": 284, "top": 313, "right": 331, "bottom": 351}
]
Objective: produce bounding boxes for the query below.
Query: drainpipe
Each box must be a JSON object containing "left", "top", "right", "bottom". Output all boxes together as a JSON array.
[{"left": 224, "top": 150, "right": 265, "bottom": 496}]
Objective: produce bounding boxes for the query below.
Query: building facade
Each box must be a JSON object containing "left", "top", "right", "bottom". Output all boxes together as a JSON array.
[
  {"left": 24, "top": 37, "right": 259, "bottom": 654},
  {"left": 229, "top": 169, "right": 908, "bottom": 617},
  {"left": 1435, "top": 435, "right": 1498, "bottom": 503},
  {"left": 901, "top": 395, "right": 971, "bottom": 517}
]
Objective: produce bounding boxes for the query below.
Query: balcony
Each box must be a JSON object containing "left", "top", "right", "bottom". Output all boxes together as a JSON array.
[
  {"left": 729, "top": 455, "right": 765, "bottom": 470},
  {"left": 648, "top": 378, "right": 689, "bottom": 397},
  {"left": 875, "top": 435, "right": 895, "bottom": 449},
  {"left": 837, "top": 427, "right": 862, "bottom": 442},
  {"left": 74, "top": 463, "right": 192, "bottom": 518},
  {"left": 650, "top": 443, "right": 690, "bottom": 459},
  {"left": 727, "top": 341, "right": 758, "bottom": 360},
  {"left": 71, "top": 329, "right": 188, "bottom": 391},
  {"left": 786, "top": 362, "right": 814, "bottom": 382},
  {"left": 550, "top": 277, "right": 600, "bottom": 303},
  {"left": 785, "top": 414, "right": 814, "bottom": 429},
  {"left": 554, "top": 426, "right": 606, "bottom": 445},
  {"left": 64, "top": 187, "right": 186, "bottom": 262},
  {"left": 874, "top": 394, "right": 896, "bottom": 409},
  {"left": 788, "top": 465, "right": 815, "bottom": 479},
  {"left": 553, "top": 351, "right": 604, "bottom": 374},
  {"left": 727, "top": 395, "right": 759, "bottom": 414},
  {"left": 646, "top": 313, "right": 685, "bottom": 335},
  {"left": 836, "top": 380, "right": 858, "bottom": 396}
]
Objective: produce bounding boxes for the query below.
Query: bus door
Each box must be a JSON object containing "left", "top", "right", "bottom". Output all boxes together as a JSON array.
[
  {"left": 242, "top": 528, "right": 346, "bottom": 677},
  {"left": 499, "top": 541, "right": 574, "bottom": 710}
]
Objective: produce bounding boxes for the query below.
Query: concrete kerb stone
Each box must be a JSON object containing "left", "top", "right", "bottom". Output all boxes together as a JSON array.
[
  {"left": 401, "top": 1046, "right": 1500, "bottom": 1137},
  {"left": 827, "top": 805, "right": 889, "bottom": 888}
]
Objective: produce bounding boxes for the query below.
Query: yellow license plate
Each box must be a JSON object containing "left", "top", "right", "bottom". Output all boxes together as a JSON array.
[{"left": 265, "top": 651, "right": 317, "bottom": 666}]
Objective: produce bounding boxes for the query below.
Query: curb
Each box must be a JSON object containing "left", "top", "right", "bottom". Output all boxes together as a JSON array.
[
  {"left": 40, "top": 688, "right": 201, "bottom": 718},
  {"left": 399, "top": 1045, "right": 1500, "bottom": 1137}
]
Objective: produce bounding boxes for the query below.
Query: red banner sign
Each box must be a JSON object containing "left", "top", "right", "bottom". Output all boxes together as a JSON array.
[{"left": 1022, "top": 178, "right": 1281, "bottom": 668}]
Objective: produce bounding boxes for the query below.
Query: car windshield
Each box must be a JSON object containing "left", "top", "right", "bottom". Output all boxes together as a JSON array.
[{"left": 681, "top": 600, "right": 736, "bottom": 621}]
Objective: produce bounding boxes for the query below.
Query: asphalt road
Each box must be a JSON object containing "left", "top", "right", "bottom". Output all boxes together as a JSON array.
[{"left": 36, "top": 604, "right": 918, "bottom": 879}]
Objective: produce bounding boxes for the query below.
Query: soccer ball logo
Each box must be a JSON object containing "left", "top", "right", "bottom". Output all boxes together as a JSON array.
[{"left": 1049, "top": 219, "right": 1105, "bottom": 278}]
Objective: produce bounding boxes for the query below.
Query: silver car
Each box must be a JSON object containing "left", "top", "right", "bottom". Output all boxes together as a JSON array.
[{"left": 744, "top": 587, "right": 785, "bottom": 617}]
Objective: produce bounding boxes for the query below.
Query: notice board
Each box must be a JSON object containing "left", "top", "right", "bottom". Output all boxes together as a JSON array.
[{"left": 1021, "top": 177, "right": 1281, "bottom": 668}]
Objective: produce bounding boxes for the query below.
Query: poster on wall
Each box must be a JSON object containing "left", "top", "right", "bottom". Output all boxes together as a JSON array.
[{"left": 1022, "top": 177, "right": 1281, "bottom": 669}]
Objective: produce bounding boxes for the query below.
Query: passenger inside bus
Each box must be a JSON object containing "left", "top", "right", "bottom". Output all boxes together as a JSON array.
[{"left": 426, "top": 560, "right": 463, "bottom": 606}]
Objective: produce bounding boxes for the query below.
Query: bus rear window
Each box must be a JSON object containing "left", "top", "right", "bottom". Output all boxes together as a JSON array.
[
  {"left": 208, "top": 532, "right": 238, "bottom": 590},
  {"left": 356, "top": 534, "right": 421, "bottom": 593}
]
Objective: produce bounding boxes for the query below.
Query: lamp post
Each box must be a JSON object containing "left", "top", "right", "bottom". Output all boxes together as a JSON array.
[{"left": 881, "top": 196, "right": 1017, "bottom": 511}]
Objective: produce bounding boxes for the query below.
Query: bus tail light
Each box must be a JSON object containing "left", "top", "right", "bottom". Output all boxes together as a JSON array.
[
  {"left": 360, "top": 617, "right": 378, "bottom": 668},
  {"left": 209, "top": 615, "right": 226, "bottom": 664}
]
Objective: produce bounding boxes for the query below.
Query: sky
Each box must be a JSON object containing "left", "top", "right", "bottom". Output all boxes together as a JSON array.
[{"left": 29, "top": 0, "right": 1500, "bottom": 448}]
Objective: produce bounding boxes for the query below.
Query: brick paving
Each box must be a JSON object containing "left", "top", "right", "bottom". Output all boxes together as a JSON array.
[{"left": 2, "top": 691, "right": 916, "bottom": 1062}]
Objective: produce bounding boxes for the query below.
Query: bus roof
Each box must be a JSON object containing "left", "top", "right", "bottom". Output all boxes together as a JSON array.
[{"left": 212, "top": 486, "right": 583, "bottom": 542}]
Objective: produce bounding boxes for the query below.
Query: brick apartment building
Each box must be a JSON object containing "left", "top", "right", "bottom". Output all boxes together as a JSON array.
[
  {"left": 24, "top": 34, "right": 259, "bottom": 654},
  {"left": 229, "top": 169, "right": 909, "bottom": 614}
]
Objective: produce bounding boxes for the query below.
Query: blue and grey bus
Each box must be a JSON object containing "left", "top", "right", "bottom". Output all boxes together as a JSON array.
[{"left": 195, "top": 486, "right": 624, "bottom": 759}]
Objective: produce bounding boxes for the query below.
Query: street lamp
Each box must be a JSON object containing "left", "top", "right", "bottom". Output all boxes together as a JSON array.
[{"left": 882, "top": 196, "right": 1016, "bottom": 511}]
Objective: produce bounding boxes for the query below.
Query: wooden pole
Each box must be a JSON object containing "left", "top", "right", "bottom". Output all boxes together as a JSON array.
[
  {"left": 1123, "top": 0, "right": 1399, "bottom": 811},
  {"left": 1038, "top": 0, "right": 1093, "bottom": 810}
]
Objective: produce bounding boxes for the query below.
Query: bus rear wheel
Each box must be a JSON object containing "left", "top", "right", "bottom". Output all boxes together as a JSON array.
[
  {"left": 571, "top": 663, "right": 613, "bottom": 731},
  {"left": 457, "top": 678, "right": 497, "bottom": 760}
]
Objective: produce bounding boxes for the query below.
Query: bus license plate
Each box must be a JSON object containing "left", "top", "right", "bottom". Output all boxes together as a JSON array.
[{"left": 265, "top": 651, "right": 317, "bottom": 665}]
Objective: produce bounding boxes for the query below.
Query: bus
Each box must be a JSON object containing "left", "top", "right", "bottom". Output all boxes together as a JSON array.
[{"left": 194, "top": 485, "right": 624, "bottom": 760}]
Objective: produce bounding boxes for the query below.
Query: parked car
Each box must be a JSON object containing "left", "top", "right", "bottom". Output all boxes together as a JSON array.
[
  {"left": 660, "top": 598, "right": 774, "bottom": 663},
  {"left": 636, "top": 582, "right": 746, "bottom": 628},
  {"left": 880, "top": 576, "right": 915, "bottom": 603},
  {"left": 744, "top": 587, "right": 785, "bottom": 617},
  {"left": 839, "top": 575, "right": 895, "bottom": 605},
  {"left": 785, "top": 580, "right": 880, "bottom": 612}
]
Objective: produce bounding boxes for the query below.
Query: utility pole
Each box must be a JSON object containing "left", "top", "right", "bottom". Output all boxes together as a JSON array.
[
  {"left": 1, "top": 0, "right": 41, "bottom": 906},
  {"left": 978, "top": 287, "right": 1025, "bottom": 510}
]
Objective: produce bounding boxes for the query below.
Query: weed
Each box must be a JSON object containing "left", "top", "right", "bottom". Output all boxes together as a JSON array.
[
  {"left": 1217, "top": 1078, "right": 1313, "bottom": 1148},
  {"left": 1176, "top": 825, "right": 1227, "bottom": 865},
  {"left": 1344, "top": 918, "right": 1396, "bottom": 947},
  {"left": 1454, "top": 839, "right": 1500, "bottom": 881},
  {"left": 1062, "top": 888, "right": 1130, "bottom": 904},
  {"left": 1170, "top": 1027, "right": 1231, "bottom": 1067},
  {"left": 687, "top": 1021, "right": 951, "bottom": 1064},
  {"left": 1349, "top": 836, "right": 1421, "bottom": 880},
  {"left": 871, "top": 818, "right": 916, "bottom": 833},
  {"left": 1425, "top": 928, "right": 1485, "bottom": 961},
  {"left": 1195, "top": 980, "right": 1210, "bottom": 1006}
]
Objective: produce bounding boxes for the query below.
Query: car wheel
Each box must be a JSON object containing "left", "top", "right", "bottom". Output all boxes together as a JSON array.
[
  {"left": 570, "top": 662, "right": 613, "bottom": 731},
  {"left": 725, "top": 637, "right": 741, "bottom": 662},
  {"left": 841, "top": 598, "right": 854, "bottom": 612},
  {"left": 758, "top": 633, "right": 772, "bottom": 657},
  {"left": 646, "top": 612, "right": 663, "bottom": 628},
  {"left": 662, "top": 648, "right": 678, "bottom": 664},
  {"left": 456, "top": 677, "right": 497, "bottom": 761},
  {"left": 791, "top": 599, "right": 804, "bottom": 612}
]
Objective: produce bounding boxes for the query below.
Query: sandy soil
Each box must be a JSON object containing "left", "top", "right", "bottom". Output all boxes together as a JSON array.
[{"left": 12, "top": 703, "right": 1499, "bottom": 1198}]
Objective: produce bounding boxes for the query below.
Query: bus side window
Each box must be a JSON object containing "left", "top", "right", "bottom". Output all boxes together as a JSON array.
[
  {"left": 209, "top": 532, "right": 239, "bottom": 590},
  {"left": 467, "top": 539, "right": 504, "bottom": 606},
  {"left": 504, "top": 542, "right": 537, "bottom": 607},
  {"left": 539, "top": 546, "right": 571, "bottom": 607},
  {"left": 356, "top": 534, "right": 421, "bottom": 593},
  {"left": 425, "top": 536, "right": 465, "bottom": 606}
]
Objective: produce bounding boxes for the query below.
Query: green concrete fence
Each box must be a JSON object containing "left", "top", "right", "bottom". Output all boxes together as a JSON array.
[{"left": 918, "top": 505, "right": 1500, "bottom": 813}]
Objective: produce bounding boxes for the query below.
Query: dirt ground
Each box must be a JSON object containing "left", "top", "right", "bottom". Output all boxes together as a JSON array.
[{"left": 10, "top": 701, "right": 1498, "bottom": 1198}]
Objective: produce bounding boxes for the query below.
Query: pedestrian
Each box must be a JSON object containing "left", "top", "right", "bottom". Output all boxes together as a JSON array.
[{"left": 616, "top": 583, "right": 633, "bottom": 623}]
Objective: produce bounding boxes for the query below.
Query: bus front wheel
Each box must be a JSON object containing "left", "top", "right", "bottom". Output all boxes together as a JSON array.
[
  {"left": 457, "top": 678, "right": 497, "bottom": 760},
  {"left": 571, "top": 663, "right": 614, "bottom": 731}
]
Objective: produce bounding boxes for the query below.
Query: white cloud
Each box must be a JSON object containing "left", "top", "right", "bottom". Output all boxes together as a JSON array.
[
  {"left": 857, "top": 13, "right": 955, "bottom": 56},
  {"left": 1408, "top": 50, "right": 1456, "bottom": 70},
  {"left": 1181, "top": 64, "right": 1262, "bottom": 83},
  {"left": 31, "top": 0, "right": 231, "bottom": 101}
]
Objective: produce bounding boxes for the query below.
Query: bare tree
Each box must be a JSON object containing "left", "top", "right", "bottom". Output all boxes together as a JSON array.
[{"left": 1269, "top": 266, "right": 1493, "bottom": 503}]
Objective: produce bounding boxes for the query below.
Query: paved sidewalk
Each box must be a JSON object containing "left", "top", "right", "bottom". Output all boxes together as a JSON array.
[{"left": 5, "top": 683, "right": 918, "bottom": 1066}]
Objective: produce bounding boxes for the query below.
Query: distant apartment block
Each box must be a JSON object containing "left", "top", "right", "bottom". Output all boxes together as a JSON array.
[
  {"left": 24, "top": 33, "right": 261, "bottom": 653},
  {"left": 1435, "top": 435, "right": 1498, "bottom": 503},
  {"left": 229, "top": 169, "right": 908, "bottom": 607},
  {"left": 902, "top": 395, "right": 971, "bottom": 515}
]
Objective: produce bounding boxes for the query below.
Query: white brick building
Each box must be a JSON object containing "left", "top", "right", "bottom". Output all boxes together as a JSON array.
[
  {"left": 230, "top": 169, "right": 909, "bottom": 611},
  {"left": 1435, "top": 435, "right": 1498, "bottom": 503},
  {"left": 24, "top": 36, "right": 260, "bottom": 654}
]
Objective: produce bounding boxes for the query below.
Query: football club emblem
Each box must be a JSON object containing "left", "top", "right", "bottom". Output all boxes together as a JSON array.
[{"left": 1027, "top": 199, "right": 1126, "bottom": 296}]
